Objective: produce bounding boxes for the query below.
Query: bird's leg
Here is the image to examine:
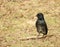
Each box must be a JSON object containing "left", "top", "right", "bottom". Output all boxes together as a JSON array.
[
  {"left": 43, "top": 34, "right": 47, "bottom": 38},
  {"left": 37, "top": 33, "right": 40, "bottom": 38}
]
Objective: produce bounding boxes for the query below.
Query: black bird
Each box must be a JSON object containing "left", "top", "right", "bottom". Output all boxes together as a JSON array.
[{"left": 36, "top": 13, "right": 48, "bottom": 37}]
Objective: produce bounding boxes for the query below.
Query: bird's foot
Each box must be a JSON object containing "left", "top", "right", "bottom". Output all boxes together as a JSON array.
[
  {"left": 37, "top": 34, "right": 43, "bottom": 38},
  {"left": 37, "top": 34, "right": 40, "bottom": 37},
  {"left": 43, "top": 35, "right": 47, "bottom": 38}
]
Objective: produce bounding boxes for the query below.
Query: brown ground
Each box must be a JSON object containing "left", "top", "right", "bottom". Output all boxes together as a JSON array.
[{"left": 0, "top": 0, "right": 60, "bottom": 47}]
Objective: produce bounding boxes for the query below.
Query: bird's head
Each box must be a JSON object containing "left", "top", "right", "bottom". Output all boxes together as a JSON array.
[{"left": 36, "top": 13, "right": 44, "bottom": 20}]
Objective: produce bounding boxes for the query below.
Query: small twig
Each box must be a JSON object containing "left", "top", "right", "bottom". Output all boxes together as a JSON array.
[{"left": 20, "top": 35, "right": 53, "bottom": 41}]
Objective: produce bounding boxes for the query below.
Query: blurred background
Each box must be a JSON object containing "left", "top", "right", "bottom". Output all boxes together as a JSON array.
[{"left": 0, "top": 0, "right": 60, "bottom": 47}]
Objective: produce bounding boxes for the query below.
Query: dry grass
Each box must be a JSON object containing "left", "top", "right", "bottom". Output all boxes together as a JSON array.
[{"left": 0, "top": 0, "right": 60, "bottom": 47}]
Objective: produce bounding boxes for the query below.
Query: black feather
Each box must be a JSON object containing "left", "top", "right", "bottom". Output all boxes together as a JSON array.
[{"left": 36, "top": 13, "right": 48, "bottom": 35}]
